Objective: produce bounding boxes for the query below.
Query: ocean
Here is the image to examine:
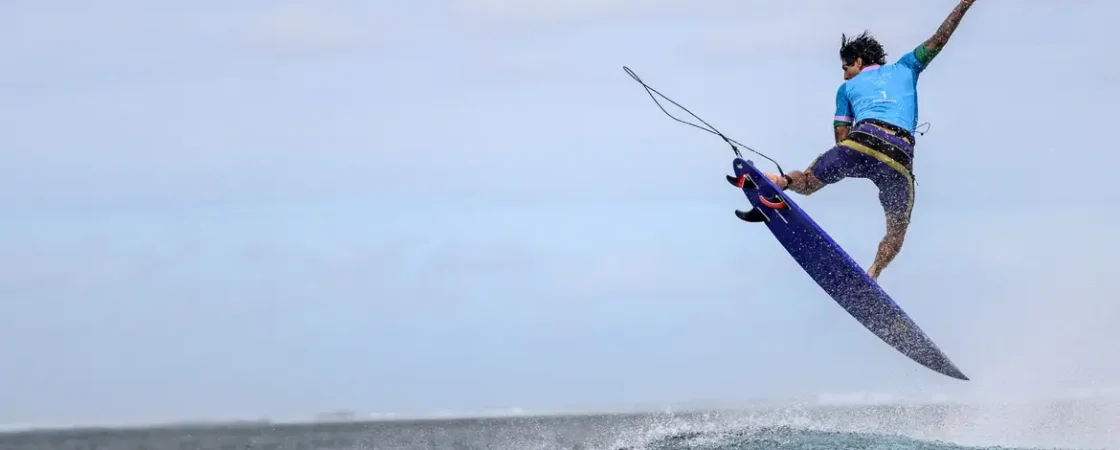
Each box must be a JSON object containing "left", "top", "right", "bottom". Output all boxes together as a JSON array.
[{"left": 1, "top": 401, "right": 1115, "bottom": 450}]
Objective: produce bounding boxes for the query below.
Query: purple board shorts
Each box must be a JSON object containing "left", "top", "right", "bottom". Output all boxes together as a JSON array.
[{"left": 808, "top": 120, "right": 916, "bottom": 221}]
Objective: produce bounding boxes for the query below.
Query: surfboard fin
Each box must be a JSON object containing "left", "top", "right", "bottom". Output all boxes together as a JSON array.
[
  {"left": 735, "top": 207, "right": 768, "bottom": 223},
  {"left": 759, "top": 194, "right": 789, "bottom": 210},
  {"left": 725, "top": 174, "right": 757, "bottom": 190}
]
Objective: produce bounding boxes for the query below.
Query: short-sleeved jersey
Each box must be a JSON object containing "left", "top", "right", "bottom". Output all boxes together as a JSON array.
[{"left": 833, "top": 46, "right": 932, "bottom": 133}]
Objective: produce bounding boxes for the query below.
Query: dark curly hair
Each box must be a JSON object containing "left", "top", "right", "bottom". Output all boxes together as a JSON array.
[{"left": 840, "top": 31, "right": 887, "bottom": 66}]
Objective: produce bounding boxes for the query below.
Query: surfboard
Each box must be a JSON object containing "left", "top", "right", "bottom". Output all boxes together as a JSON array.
[{"left": 727, "top": 157, "right": 968, "bottom": 381}]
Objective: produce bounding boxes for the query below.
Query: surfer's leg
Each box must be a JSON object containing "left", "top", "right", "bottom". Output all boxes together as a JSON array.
[
  {"left": 765, "top": 142, "right": 860, "bottom": 194},
  {"left": 868, "top": 212, "right": 909, "bottom": 280},
  {"left": 868, "top": 170, "right": 916, "bottom": 280},
  {"left": 817, "top": 122, "right": 916, "bottom": 279}
]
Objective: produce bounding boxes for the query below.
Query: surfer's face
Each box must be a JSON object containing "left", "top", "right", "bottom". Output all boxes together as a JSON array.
[{"left": 841, "top": 58, "right": 862, "bottom": 80}]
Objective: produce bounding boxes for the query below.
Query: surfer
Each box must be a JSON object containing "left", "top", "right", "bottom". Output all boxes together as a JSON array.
[{"left": 765, "top": 0, "right": 978, "bottom": 280}]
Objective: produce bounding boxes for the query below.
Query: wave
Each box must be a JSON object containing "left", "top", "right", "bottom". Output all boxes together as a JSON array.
[{"left": 618, "top": 426, "right": 982, "bottom": 450}]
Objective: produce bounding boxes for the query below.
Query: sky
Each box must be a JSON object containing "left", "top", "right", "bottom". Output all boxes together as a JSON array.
[{"left": 1, "top": 0, "right": 1119, "bottom": 427}]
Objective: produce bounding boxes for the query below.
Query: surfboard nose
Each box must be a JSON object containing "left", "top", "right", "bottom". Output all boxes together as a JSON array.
[
  {"left": 946, "top": 368, "right": 969, "bottom": 381},
  {"left": 905, "top": 337, "right": 969, "bottom": 381},
  {"left": 929, "top": 358, "right": 969, "bottom": 381}
]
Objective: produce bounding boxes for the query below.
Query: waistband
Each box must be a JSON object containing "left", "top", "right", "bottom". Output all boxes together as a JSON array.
[
  {"left": 856, "top": 119, "right": 915, "bottom": 145},
  {"left": 846, "top": 125, "right": 914, "bottom": 172}
]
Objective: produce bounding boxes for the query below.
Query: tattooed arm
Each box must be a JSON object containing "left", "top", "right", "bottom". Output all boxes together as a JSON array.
[{"left": 917, "top": 0, "right": 977, "bottom": 64}]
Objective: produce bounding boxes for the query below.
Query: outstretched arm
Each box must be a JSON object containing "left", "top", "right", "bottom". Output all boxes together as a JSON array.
[{"left": 917, "top": 0, "right": 977, "bottom": 63}]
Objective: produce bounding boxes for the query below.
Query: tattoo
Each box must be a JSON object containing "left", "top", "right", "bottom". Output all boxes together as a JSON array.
[
  {"left": 923, "top": 0, "right": 974, "bottom": 56},
  {"left": 871, "top": 216, "right": 909, "bottom": 276},
  {"left": 788, "top": 170, "right": 824, "bottom": 195}
]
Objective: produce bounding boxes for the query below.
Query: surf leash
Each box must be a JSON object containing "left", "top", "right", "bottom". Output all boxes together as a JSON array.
[{"left": 623, "top": 66, "right": 787, "bottom": 177}]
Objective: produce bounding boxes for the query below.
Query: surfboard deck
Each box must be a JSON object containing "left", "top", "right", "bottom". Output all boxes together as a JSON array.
[{"left": 727, "top": 158, "right": 967, "bottom": 381}]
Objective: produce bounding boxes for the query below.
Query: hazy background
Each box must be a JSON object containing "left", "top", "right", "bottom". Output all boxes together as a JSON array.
[{"left": 1, "top": 0, "right": 1118, "bottom": 429}]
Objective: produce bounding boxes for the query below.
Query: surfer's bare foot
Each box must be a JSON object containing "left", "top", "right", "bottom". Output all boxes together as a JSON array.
[
  {"left": 766, "top": 170, "right": 824, "bottom": 195},
  {"left": 765, "top": 173, "right": 788, "bottom": 189}
]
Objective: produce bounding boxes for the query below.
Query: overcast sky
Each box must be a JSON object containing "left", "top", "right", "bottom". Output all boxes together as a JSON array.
[{"left": 1, "top": 0, "right": 1118, "bottom": 427}]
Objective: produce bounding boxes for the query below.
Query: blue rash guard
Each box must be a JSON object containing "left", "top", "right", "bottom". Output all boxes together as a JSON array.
[
  {"left": 810, "top": 45, "right": 939, "bottom": 222},
  {"left": 833, "top": 45, "right": 935, "bottom": 132}
]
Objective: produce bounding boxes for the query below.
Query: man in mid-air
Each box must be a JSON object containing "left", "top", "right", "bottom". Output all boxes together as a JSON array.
[{"left": 765, "top": 0, "right": 978, "bottom": 280}]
